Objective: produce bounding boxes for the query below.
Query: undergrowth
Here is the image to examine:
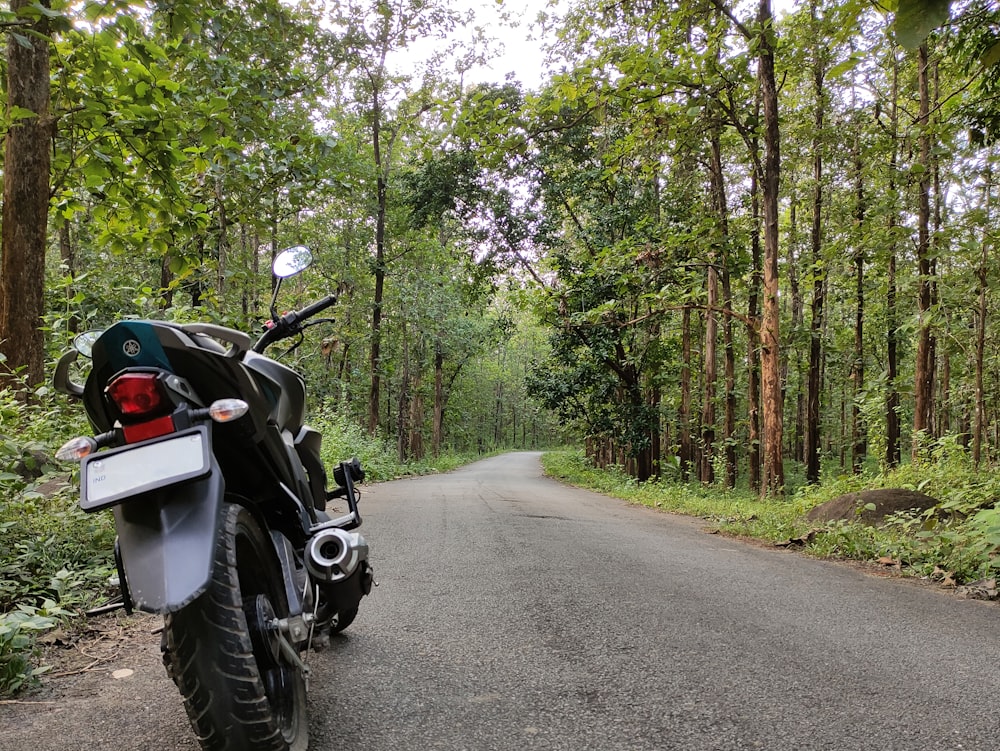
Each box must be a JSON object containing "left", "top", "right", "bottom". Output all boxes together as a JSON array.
[{"left": 542, "top": 445, "right": 1000, "bottom": 587}]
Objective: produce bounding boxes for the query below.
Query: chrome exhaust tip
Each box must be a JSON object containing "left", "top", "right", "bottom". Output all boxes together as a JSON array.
[{"left": 305, "top": 527, "right": 368, "bottom": 583}]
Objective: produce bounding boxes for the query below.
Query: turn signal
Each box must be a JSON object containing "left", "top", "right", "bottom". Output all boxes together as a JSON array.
[
  {"left": 208, "top": 399, "right": 249, "bottom": 423},
  {"left": 56, "top": 436, "right": 98, "bottom": 462}
]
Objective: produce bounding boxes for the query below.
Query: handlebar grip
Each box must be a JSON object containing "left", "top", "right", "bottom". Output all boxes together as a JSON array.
[
  {"left": 252, "top": 294, "right": 338, "bottom": 353},
  {"left": 294, "top": 293, "right": 338, "bottom": 322}
]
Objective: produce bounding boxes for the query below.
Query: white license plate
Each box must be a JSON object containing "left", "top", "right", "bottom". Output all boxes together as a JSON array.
[{"left": 80, "top": 428, "right": 210, "bottom": 511}]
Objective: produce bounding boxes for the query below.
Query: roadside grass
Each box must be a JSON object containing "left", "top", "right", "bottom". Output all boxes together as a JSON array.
[{"left": 541, "top": 448, "right": 1000, "bottom": 589}]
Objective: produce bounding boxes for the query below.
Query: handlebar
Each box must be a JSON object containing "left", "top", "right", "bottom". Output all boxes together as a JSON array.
[{"left": 253, "top": 293, "right": 337, "bottom": 353}]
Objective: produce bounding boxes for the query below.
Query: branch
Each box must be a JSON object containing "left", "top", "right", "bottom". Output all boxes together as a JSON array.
[{"left": 707, "top": 0, "right": 754, "bottom": 41}]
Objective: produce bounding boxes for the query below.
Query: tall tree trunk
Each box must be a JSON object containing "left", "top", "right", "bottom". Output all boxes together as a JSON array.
[
  {"left": 397, "top": 323, "right": 409, "bottom": 463},
  {"left": 851, "top": 132, "right": 867, "bottom": 473},
  {"left": 701, "top": 262, "right": 718, "bottom": 485},
  {"left": 759, "top": 0, "right": 784, "bottom": 493},
  {"left": 433, "top": 340, "right": 444, "bottom": 457},
  {"left": 806, "top": 10, "right": 826, "bottom": 484},
  {"left": 747, "top": 133, "right": 762, "bottom": 493},
  {"left": 886, "top": 52, "right": 902, "bottom": 468},
  {"left": 368, "top": 91, "right": 387, "bottom": 435},
  {"left": 913, "top": 42, "right": 934, "bottom": 459},
  {"left": 0, "top": 0, "right": 52, "bottom": 388},
  {"left": 722, "top": 264, "right": 737, "bottom": 489},
  {"left": 680, "top": 306, "right": 693, "bottom": 481},
  {"left": 59, "top": 220, "right": 79, "bottom": 335},
  {"left": 974, "top": 161, "right": 991, "bottom": 466},
  {"left": 709, "top": 126, "right": 736, "bottom": 487},
  {"left": 409, "top": 367, "right": 424, "bottom": 461},
  {"left": 787, "top": 191, "right": 804, "bottom": 463}
]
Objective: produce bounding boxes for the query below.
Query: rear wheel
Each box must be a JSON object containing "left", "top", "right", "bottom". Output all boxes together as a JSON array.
[
  {"left": 163, "top": 502, "right": 307, "bottom": 751},
  {"left": 330, "top": 607, "right": 358, "bottom": 634}
]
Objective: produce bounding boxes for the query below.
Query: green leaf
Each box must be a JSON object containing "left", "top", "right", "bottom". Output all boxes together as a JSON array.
[
  {"left": 8, "top": 105, "right": 37, "bottom": 121},
  {"left": 894, "top": 0, "right": 950, "bottom": 49},
  {"left": 983, "top": 41, "right": 1000, "bottom": 69},
  {"left": 829, "top": 56, "right": 861, "bottom": 79}
]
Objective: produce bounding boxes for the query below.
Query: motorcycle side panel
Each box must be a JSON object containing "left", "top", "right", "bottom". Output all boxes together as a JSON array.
[{"left": 112, "top": 468, "right": 224, "bottom": 614}]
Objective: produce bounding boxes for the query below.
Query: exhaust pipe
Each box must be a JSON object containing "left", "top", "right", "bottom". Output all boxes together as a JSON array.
[{"left": 305, "top": 527, "right": 369, "bottom": 583}]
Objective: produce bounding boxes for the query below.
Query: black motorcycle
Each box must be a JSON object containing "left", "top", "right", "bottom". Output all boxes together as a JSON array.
[{"left": 53, "top": 246, "right": 373, "bottom": 751}]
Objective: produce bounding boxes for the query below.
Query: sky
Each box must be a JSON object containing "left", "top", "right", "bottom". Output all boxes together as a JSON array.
[
  {"left": 460, "top": 0, "right": 555, "bottom": 88},
  {"left": 403, "top": 0, "right": 801, "bottom": 91}
]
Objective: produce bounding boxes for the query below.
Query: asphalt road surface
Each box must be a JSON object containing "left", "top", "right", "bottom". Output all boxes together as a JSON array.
[
  {"left": 6, "top": 451, "right": 1000, "bottom": 750},
  {"left": 311, "top": 452, "right": 1000, "bottom": 751}
]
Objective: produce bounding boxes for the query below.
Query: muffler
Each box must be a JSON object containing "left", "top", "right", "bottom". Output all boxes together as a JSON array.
[{"left": 305, "top": 527, "right": 368, "bottom": 583}]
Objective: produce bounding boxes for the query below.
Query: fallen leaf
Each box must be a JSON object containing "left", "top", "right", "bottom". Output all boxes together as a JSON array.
[
  {"left": 775, "top": 529, "right": 818, "bottom": 548},
  {"left": 111, "top": 668, "right": 134, "bottom": 680},
  {"left": 956, "top": 578, "right": 998, "bottom": 600},
  {"left": 37, "top": 628, "right": 70, "bottom": 646},
  {"left": 876, "top": 556, "right": 901, "bottom": 567}
]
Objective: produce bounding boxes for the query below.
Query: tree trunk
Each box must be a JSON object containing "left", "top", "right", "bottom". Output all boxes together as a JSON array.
[
  {"left": 0, "top": 0, "right": 52, "bottom": 388},
  {"left": 787, "top": 191, "right": 804, "bottom": 464},
  {"left": 368, "top": 70, "right": 388, "bottom": 436},
  {"left": 680, "top": 306, "right": 693, "bottom": 481},
  {"left": 59, "top": 219, "right": 79, "bottom": 335},
  {"left": 369, "top": 171, "right": 387, "bottom": 434},
  {"left": 397, "top": 322, "right": 410, "bottom": 463},
  {"left": 851, "top": 88, "right": 867, "bottom": 473},
  {"left": 886, "top": 52, "right": 902, "bottom": 468},
  {"left": 409, "top": 367, "right": 424, "bottom": 461},
  {"left": 433, "top": 341, "right": 444, "bottom": 456},
  {"left": 912, "top": 42, "right": 934, "bottom": 459},
  {"left": 806, "top": 13, "right": 826, "bottom": 484},
  {"left": 701, "top": 253, "right": 718, "bottom": 485},
  {"left": 747, "top": 133, "right": 762, "bottom": 493},
  {"left": 974, "top": 162, "right": 991, "bottom": 467},
  {"left": 759, "top": 0, "right": 784, "bottom": 494}
]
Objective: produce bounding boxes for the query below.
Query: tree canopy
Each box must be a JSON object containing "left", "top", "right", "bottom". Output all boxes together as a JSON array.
[{"left": 5, "top": 0, "right": 1000, "bottom": 491}]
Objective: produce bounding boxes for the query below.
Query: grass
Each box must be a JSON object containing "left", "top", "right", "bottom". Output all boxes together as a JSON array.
[{"left": 541, "top": 448, "right": 1000, "bottom": 587}]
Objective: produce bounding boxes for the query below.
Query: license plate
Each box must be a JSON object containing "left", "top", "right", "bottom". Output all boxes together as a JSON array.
[{"left": 80, "top": 427, "right": 211, "bottom": 511}]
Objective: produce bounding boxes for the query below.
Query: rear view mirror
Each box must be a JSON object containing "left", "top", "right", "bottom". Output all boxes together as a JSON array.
[{"left": 273, "top": 246, "right": 313, "bottom": 279}]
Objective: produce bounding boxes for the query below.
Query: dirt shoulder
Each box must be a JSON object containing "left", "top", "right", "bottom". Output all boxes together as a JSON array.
[{"left": 0, "top": 611, "right": 197, "bottom": 751}]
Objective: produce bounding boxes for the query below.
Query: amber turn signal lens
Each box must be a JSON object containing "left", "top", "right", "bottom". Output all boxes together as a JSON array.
[
  {"left": 56, "top": 436, "right": 98, "bottom": 462},
  {"left": 208, "top": 399, "right": 249, "bottom": 423}
]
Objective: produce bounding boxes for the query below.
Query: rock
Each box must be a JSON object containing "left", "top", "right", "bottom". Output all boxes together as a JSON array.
[{"left": 805, "top": 488, "right": 939, "bottom": 525}]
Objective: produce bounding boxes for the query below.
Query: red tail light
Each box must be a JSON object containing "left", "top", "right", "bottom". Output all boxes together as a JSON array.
[
  {"left": 107, "top": 373, "right": 167, "bottom": 416},
  {"left": 123, "top": 415, "right": 176, "bottom": 443}
]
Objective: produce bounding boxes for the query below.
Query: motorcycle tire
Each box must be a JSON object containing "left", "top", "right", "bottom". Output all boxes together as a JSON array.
[
  {"left": 331, "top": 607, "right": 358, "bottom": 634},
  {"left": 162, "top": 502, "right": 308, "bottom": 751}
]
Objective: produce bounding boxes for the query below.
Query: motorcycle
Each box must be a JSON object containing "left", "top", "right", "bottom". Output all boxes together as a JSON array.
[{"left": 53, "top": 245, "right": 373, "bottom": 751}]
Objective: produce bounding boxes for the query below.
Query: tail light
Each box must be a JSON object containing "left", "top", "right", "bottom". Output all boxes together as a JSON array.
[
  {"left": 107, "top": 373, "right": 168, "bottom": 416},
  {"left": 106, "top": 373, "right": 175, "bottom": 443}
]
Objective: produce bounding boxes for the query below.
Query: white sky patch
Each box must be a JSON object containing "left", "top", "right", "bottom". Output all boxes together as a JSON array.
[{"left": 400, "top": 0, "right": 803, "bottom": 91}]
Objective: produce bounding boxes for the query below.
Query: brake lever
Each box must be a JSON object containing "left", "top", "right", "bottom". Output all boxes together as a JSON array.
[{"left": 276, "top": 332, "right": 305, "bottom": 359}]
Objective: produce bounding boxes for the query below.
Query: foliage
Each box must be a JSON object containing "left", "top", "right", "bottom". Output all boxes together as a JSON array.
[{"left": 0, "top": 601, "right": 72, "bottom": 696}]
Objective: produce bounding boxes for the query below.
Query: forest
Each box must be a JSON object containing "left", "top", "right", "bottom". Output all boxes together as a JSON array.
[
  {"left": 5, "top": 0, "right": 1000, "bottom": 691},
  {"left": 4, "top": 0, "right": 997, "bottom": 489}
]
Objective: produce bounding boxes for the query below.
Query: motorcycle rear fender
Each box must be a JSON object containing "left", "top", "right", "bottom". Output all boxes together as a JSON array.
[{"left": 112, "top": 465, "right": 224, "bottom": 614}]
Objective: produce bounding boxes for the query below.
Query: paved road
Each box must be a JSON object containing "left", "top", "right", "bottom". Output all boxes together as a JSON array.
[
  {"left": 309, "top": 452, "right": 1000, "bottom": 751},
  {"left": 6, "top": 451, "right": 1000, "bottom": 750}
]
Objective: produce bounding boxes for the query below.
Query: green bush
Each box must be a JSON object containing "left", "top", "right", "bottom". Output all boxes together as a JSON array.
[
  {"left": 311, "top": 404, "right": 490, "bottom": 482},
  {"left": 0, "top": 601, "right": 72, "bottom": 695}
]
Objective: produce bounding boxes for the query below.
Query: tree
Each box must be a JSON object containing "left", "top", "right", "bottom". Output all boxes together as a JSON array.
[{"left": 0, "top": 0, "right": 54, "bottom": 387}]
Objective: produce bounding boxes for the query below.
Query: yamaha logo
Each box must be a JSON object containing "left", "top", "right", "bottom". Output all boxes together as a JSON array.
[{"left": 122, "top": 339, "right": 141, "bottom": 357}]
